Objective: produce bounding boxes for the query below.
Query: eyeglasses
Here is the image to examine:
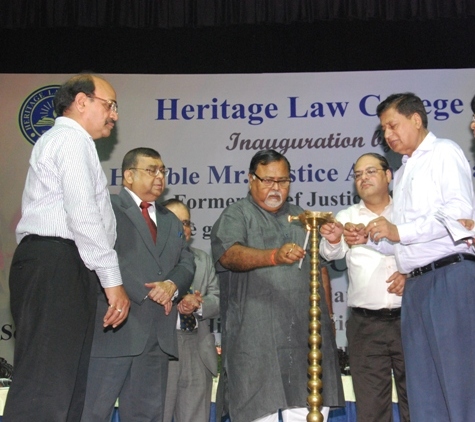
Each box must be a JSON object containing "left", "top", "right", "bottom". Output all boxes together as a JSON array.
[
  {"left": 182, "top": 220, "right": 195, "bottom": 229},
  {"left": 252, "top": 173, "right": 291, "bottom": 188},
  {"left": 87, "top": 95, "right": 118, "bottom": 114},
  {"left": 129, "top": 167, "right": 170, "bottom": 177},
  {"left": 352, "top": 167, "right": 385, "bottom": 181}
]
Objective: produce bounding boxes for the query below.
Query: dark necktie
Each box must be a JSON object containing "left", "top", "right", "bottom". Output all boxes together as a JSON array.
[
  {"left": 180, "top": 289, "right": 197, "bottom": 331},
  {"left": 139, "top": 201, "right": 157, "bottom": 243}
]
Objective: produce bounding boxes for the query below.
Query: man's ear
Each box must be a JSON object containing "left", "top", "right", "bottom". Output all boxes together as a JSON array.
[
  {"left": 385, "top": 169, "right": 392, "bottom": 184},
  {"left": 74, "top": 92, "right": 89, "bottom": 113},
  {"left": 123, "top": 169, "right": 134, "bottom": 185},
  {"left": 411, "top": 112, "right": 423, "bottom": 129}
]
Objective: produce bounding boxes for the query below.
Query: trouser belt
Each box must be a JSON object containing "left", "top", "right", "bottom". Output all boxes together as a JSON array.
[
  {"left": 409, "top": 253, "right": 475, "bottom": 278},
  {"left": 20, "top": 234, "right": 75, "bottom": 246},
  {"left": 351, "top": 307, "right": 401, "bottom": 319}
]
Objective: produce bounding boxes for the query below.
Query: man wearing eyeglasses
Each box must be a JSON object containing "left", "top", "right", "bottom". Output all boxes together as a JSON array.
[
  {"left": 80, "top": 147, "right": 195, "bottom": 422},
  {"left": 348, "top": 93, "right": 475, "bottom": 421},
  {"left": 210, "top": 150, "right": 344, "bottom": 422},
  {"left": 319, "top": 153, "right": 409, "bottom": 422},
  {"left": 5, "top": 74, "right": 130, "bottom": 422}
]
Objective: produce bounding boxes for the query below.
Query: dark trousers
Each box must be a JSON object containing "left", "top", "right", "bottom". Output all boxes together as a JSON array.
[
  {"left": 402, "top": 260, "right": 475, "bottom": 422},
  {"left": 347, "top": 310, "right": 409, "bottom": 422},
  {"left": 81, "top": 317, "right": 170, "bottom": 422},
  {"left": 4, "top": 237, "right": 97, "bottom": 422}
]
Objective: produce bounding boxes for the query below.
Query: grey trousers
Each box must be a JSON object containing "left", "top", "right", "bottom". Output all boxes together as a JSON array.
[{"left": 164, "top": 330, "right": 213, "bottom": 422}]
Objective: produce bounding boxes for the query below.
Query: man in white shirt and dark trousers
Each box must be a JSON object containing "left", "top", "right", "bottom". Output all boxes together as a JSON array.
[
  {"left": 5, "top": 74, "right": 130, "bottom": 422},
  {"left": 320, "top": 153, "right": 409, "bottom": 422},
  {"left": 349, "top": 93, "right": 475, "bottom": 421}
]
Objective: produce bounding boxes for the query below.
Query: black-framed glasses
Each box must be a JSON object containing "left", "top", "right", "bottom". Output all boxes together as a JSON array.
[
  {"left": 129, "top": 167, "right": 170, "bottom": 177},
  {"left": 352, "top": 167, "right": 385, "bottom": 181},
  {"left": 87, "top": 95, "right": 118, "bottom": 114},
  {"left": 252, "top": 173, "right": 291, "bottom": 188},
  {"left": 182, "top": 219, "right": 195, "bottom": 229}
]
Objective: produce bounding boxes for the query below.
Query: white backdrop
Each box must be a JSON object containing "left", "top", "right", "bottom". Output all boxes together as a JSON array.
[{"left": 1, "top": 69, "right": 475, "bottom": 362}]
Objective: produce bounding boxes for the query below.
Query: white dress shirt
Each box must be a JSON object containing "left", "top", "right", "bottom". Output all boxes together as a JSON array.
[
  {"left": 16, "top": 117, "right": 122, "bottom": 288},
  {"left": 370, "top": 132, "right": 474, "bottom": 274},
  {"left": 320, "top": 199, "right": 401, "bottom": 310}
]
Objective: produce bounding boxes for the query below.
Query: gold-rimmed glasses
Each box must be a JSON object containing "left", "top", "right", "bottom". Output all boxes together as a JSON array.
[
  {"left": 87, "top": 95, "right": 118, "bottom": 114},
  {"left": 129, "top": 167, "right": 170, "bottom": 177},
  {"left": 352, "top": 167, "right": 385, "bottom": 181}
]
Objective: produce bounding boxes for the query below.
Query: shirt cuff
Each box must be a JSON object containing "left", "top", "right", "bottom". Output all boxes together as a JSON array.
[{"left": 95, "top": 266, "right": 123, "bottom": 288}]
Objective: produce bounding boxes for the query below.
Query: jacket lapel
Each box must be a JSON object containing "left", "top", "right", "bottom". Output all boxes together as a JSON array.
[
  {"left": 119, "top": 188, "right": 161, "bottom": 266},
  {"left": 154, "top": 203, "right": 172, "bottom": 257},
  {"left": 190, "top": 248, "right": 204, "bottom": 291}
]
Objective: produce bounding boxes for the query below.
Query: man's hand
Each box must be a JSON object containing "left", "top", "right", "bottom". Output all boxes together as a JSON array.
[
  {"left": 386, "top": 271, "right": 406, "bottom": 296},
  {"left": 177, "top": 291, "right": 203, "bottom": 315},
  {"left": 275, "top": 242, "right": 306, "bottom": 265},
  {"left": 103, "top": 285, "right": 130, "bottom": 328},
  {"left": 343, "top": 222, "right": 367, "bottom": 246},
  {"left": 320, "top": 222, "right": 344, "bottom": 244},
  {"left": 163, "top": 302, "right": 172, "bottom": 316},
  {"left": 144, "top": 281, "right": 177, "bottom": 309},
  {"left": 456, "top": 219, "right": 475, "bottom": 246},
  {"left": 220, "top": 242, "right": 306, "bottom": 272},
  {"left": 365, "top": 217, "right": 400, "bottom": 243},
  {"left": 458, "top": 219, "right": 475, "bottom": 230}
]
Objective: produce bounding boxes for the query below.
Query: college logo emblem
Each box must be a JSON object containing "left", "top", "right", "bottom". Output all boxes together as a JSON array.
[{"left": 18, "top": 85, "right": 60, "bottom": 145}]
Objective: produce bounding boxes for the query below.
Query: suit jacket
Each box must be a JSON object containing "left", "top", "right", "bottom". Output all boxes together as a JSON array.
[
  {"left": 91, "top": 188, "right": 195, "bottom": 358},
  {"left": 190, "top": 247, "right": 220, "bottom": 376}
]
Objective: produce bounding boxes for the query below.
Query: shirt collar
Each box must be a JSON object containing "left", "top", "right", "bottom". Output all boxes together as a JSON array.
[
  {"left": 402, "top": 131, "right": 435, "bottom": 164},
  {"left": 55, "top": 116, "right": 93, "bottom": 141},
  {"left": 124, "top": 187, "right": 155, "bottom": 211},
  {"left": 357, "top": 196, "right": 393, "bottom": 216}
]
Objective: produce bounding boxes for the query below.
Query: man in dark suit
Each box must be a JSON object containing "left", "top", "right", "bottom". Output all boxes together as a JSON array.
[{"left": 80, "top": 147, "right": 195, "bottom": 422}]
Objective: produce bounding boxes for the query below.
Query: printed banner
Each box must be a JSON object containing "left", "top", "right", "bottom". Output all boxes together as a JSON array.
[{"left": 1, "top": 69, "right": 475, "bottom": 361}]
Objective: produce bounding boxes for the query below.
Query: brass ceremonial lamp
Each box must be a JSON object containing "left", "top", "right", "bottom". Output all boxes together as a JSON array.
[{"left": 288, "top": 210, "right": 334, "bottom": 422}]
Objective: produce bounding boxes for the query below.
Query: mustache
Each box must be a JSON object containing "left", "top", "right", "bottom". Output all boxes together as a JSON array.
[{"left": 267, "top": 190, "right": 282, "bottom": 198}]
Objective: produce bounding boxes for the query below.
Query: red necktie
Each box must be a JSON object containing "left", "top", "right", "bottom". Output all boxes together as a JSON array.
[{"left": 139, "top": 201, "right": 157, "bottom": 243}]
